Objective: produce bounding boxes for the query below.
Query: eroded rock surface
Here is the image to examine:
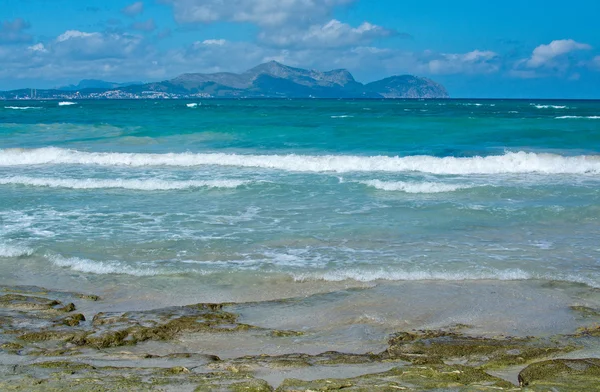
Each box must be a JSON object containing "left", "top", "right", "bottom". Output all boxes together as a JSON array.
[
  {"left": 1, "top": 285, "right": 600, "bottom": 391},
  {"left": 518, "top": 358, "right": 600, "bottom": 390}
]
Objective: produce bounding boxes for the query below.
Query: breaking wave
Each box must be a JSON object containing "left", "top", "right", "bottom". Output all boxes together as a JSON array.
[
  {"left": 0, "top": 176, "right": 249, "bottom": 190},
  {"left": 41, "top": 253, "right": 600, "bottom": 287},
  {"left": 360, "top": 180, "right": 474, "bottom": 193},
  {"left": 0, "top": 243, "right": 34, "bottom": 257},
  {"left": 555, "top": 116, "right": 600, "bottom": 120},
  {"left": 292, "top": 269, "right": 599, "bottom": 287},
  {"left": 58, "top": 101, "right": 77, "bottom": 106},
  {"left": 2, "top": 148, "right": 600, "bottom": 175},
  {"left": 532, "top": 104, "right": 567, "bottom": 109},
  {"left": 4, "top": 106, "right": 42, "bottom": 110},
  {"left": 47, "top": 254, "right": 159, "bottom": 276}
]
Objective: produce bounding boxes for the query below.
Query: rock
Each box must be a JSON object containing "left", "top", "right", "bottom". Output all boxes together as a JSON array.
[
  {"left": 276, "top": 365, "right": 514, "bottom": 391},
  {"left": 386, "top": 329, "right": 575, "bottom": 368},
  {"left": 518, "top": 358, "right": 600, "bottom": 390},
  {"left": 570, "top": 305, "right": 600, "bottom": 318},
  {"left": 0, "top": 294, "right": 60, "bottom": 310},
  {"left": 60, "top": 313, "right": 86, "bottom": 327}
]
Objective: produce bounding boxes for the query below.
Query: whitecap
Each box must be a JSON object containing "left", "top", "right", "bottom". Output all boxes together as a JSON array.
[
  {"left": 0, "top": 243, "right": 34, "bottom": 257},
  {"left": 360, "top": 180, "right": 473, "bottom": 193},
  {"left": 4, "top": 106, "right": 42, "bottom": 110},
  {"left": 293, "top": 268, "right": 600, "bottom": 288},
  {"left": 47, "top": 254, "right": 158, "bottom": 276},
  {"left": 3, "top": 148, "right": 600, "bottom": 175},
  {"left": 58, "top": 101, "right": 77, "bottom": 106},
  {"left": 555, "top": 116, "right": 600, "bottom": 119},
  {"left": 532, "top": 104, "right": 568, "bottom": 109},
  {"left": 0, "top": 176, "right": 249, "bottom": 190},
  {"left": 293, "top": 268, "right": 532, "bottom": 282}
]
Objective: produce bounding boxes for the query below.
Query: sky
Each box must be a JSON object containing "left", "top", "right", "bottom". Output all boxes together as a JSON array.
[{"left": 1, "top": 0, "right": 600, "bottom": 98}]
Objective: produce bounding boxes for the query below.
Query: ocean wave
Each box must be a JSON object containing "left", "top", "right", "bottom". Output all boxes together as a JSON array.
[
  {"left": 555, "top": 116, "right": 600, "bottom": 119},
  {"left": 331, "top": 115, "right": 354, "bottom": 118},
  {"left": 58, "top": 101, "right": 77, "bottom": 106},
  {"left": 292, "top": 269, "right": 599, "bottom": 287},
  {"left": 186, "top": 103, "right": 199, "bottom": 108},
  {"left": 4, "top": 106, "right": 42, "bottom": 110},
  {"left": 360, "top": 180, "right": 473, "bottom": 193},
  {"left": 293, "top": 268, "right": 532, "bottom": 282},
  {"left": 48, "top": 254, "right": 159, "bottom": 276},
  {"left": 0, "top": 176, "right": 248, "bottom": 190},
  {"left": 0, "top": 243, "right": 34, "bottom": 257},
  {"left": 532, "top": 104, "right": 567, "bottom": 109},
  {"left": 2, "top": 148, "right": 600, "bottom": 174}
]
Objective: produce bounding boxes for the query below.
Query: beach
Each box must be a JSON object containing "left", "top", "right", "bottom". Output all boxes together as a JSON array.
[{"left": 1, "top": 99, "right": 600, "bottom": 390}]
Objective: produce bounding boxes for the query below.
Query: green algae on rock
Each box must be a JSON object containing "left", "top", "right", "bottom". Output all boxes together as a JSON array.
[
  {"left": 0, "top": 294, "right": 61, "bottom": 311},
  {"left": 275, "top": 365, "right": 515, "bottom": 391},
  {"left": 518, "top": 358, "right": 600, "bottom": 390},
  {"left": 570, "top": 305, "right": 600, "bottom": 318},
  {"left": 385, "top": 329, "right": 576, "bottom": 368}
]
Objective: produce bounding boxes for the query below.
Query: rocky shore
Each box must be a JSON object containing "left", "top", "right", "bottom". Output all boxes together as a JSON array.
[{"left": 1, "top": 284, "right": 600, "bottom": 391}]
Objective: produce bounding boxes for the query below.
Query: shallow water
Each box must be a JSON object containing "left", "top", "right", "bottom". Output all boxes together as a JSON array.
[{"left": 1, "top": 99, "right": 600, "bottom": 335}]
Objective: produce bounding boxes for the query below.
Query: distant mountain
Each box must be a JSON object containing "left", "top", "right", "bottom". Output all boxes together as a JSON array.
[
  {"left": 58, "top": 79, "right": 143, "bottom": 91},
  {"left": 1, "top": 62, "right": 449, "bottom": 99},
  {"left": 130, "top": 61, "right": 448, "bottom": 98},
  {"left": 365, "top": 75, "right": 449, "bottom": 99}
]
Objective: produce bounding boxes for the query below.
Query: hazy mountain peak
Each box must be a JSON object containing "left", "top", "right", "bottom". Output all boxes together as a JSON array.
[
  {"left": 129, "top": 63, "right": 448, "bottom": 98},
  {"left": 5, "top": 62, "right": 449, "bottom": 99}
]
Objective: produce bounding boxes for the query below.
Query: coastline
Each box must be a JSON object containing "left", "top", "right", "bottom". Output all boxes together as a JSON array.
[{"left": 1, "top": 278, "right": 599, "bottom": 391}]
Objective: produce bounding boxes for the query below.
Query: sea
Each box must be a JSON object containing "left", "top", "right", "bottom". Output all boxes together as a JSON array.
[{"left": 1, "top": 99, "right": 600, "bottom": 336}]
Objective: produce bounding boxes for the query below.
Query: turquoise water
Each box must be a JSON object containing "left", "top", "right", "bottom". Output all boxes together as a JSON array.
[{"left": 1, "top": 99, "right": 600, "bottom": 292}]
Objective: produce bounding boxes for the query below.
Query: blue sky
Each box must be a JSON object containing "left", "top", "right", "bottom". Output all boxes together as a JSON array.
[{"left": 1, "top": 0, "right": 599, "bottom": 97}]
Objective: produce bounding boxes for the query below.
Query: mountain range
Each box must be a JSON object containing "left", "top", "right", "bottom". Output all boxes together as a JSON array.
[
  {"left": 57, "top": 79, "right": 143, "bottom": 91},
  {"left": 1, "top": 61, "right": 449, "bottom": 99}
]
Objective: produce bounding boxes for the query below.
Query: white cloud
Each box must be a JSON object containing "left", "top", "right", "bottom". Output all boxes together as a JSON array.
[
  {"left": 259, "top": 19, "right": 395, "bottom": 48},
  {"left": 56, "top": 30, "right": 100, "bottom": 42},
  {"left": 42, "top": 30, "right": 148, "bottom": 62},
  {"left": 426, "top": 50, "right": 500, "bottom": 75},
  {"left": 161, "top": 0, "right": 354, "bottom": 27},
  {"left": 28, "top": 43, "right": 47, "bottom": 53},
  {"left": 526, "top": 39, "right": 591, "bottom": 68},
  {"left": 591, "top": 56, "right": 600, "bottom": 70},
  {"left": 201, "top": 39, "right": 227, "bottom": 46},
  {"left": 122, "top": 1, "right": 144, "bottom": 17}
]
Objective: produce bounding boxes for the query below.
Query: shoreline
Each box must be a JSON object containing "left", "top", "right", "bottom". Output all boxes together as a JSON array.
[{"left": 1, "top": 279, "right": 599, "bottom": 390}]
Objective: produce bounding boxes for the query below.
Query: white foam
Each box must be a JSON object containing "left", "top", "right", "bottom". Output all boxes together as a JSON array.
[
  {"left": 0, "top": 243, "right": 34, "bottom": 257},
  {"left": 0, "top": 176, "right": 248, "bottom": 190},
  {"left": 360, "top": 180, "right": 473, "bottom": 193},
  {"left": 555, "top": 116, "right": 600, "bottom": 119},
  {"left": 293, "top": 269, "right": 600, "bottom": 288},
  {"left": 331, "top": 115, "right": 354, "bottom": 118},
  {"left": 293, "top": 268, "right": 533, "bottom": 282},
  {"left": 532, "top": 104, "right": 567, "bottom": 109},
  {"left": 186, "top": 103, "right": 199, "bottom": 108},
  {"left": 2, "top": 148, "right": 600, "bottom": 175},
  {"left": 4, "top": 106, "right": 42, "bottom": 110},
  {"left": 58, "top": 101, "right": 77, "bottom": 106},
  {"left": 48, "top": 254, "right": 159, "bottom": 276}
]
